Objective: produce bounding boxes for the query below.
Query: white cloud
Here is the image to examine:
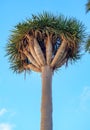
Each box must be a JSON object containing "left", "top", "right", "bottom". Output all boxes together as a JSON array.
[
  {"left": 0, "top": 108, "right": 7, "bottom": 116},
  {"left": 0, "top": 123, "right": 13, "bottom": 130},
  {"left": 0, "top": 109, "right": 16, "bottom": 130},
  {"left": 80, "top": 86, "right": 90, "bottom": 111}
]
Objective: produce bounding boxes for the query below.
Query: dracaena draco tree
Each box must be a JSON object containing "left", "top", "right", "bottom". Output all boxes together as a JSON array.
[
  {"left": 6, "top": 12, "right": 85, "bottom": 130},
  {"left": 86, "top": 0, "right": 90, "bottom": 13}
]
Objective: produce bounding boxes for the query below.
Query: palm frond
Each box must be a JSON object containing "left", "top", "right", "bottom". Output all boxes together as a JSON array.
[
  {"left": 10, "top": 59, "right": 30, "bottom": 73},
  {"left": 85, "top": 36, "right": 90, "bottom": 53},
  {"left": 86, "top": 0, "right": 90, "bottom": 13}
]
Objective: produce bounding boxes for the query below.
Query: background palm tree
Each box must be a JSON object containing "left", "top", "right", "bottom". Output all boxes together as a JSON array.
[
  {"left": 86, "top": 0, "right": 90, "bottom": 12},
  {"left": 85, "top": 36, "right": 90, "bottom": 52},
  {"left": 6, "top": 12, "right": 85, "bottom": 130},
  {"left": 85, "top": 1, "right": 90, "bottom": 53}
]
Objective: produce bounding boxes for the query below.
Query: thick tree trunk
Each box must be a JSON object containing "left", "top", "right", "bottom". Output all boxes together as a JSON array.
[{"left": 41, "top": 65, "right": 53, "bottom": 130}]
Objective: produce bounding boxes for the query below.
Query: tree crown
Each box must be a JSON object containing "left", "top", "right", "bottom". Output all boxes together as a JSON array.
[{"left": 6, "top": 12, "right": 86, "bottom": 73}]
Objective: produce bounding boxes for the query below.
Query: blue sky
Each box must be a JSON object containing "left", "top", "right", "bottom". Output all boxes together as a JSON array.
[{"left": 0, "top": 0, "right": 90, "bottom": 130}]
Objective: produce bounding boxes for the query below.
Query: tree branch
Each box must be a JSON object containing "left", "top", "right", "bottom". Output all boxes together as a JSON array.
[
  {"left": 45, "top": 32, "right": 53, "bottom": 65},
  {"left": 26, "top": 34, "right": 42, "bottom": 66},
  {"left": 50, "top": 39, "right": 67, "bottom": 68},
  {"left": 24, "top": 64, "right": 41, "bottom": 72},
  {"left": 34, "top": 38, "right": 46, "bottom": 66},
  {"left": 23, "top": 49, "right": 40, "bottom": 68}
]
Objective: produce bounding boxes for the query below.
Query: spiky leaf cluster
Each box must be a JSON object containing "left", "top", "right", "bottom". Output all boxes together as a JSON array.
[
  {"left": 6, "top": 12, "right": 86, "bottom": 73},
  {"left": 86, "top": 0, "right": 90, "bottom": 13}
]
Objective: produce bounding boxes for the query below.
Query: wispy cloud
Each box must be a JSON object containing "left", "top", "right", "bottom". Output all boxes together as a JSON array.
[
  {"left": 0, "top": 108, "right": 7, "bottom": 116},
  {"left": 0, "top": 108, "right": 16, "bottom": 130},
  {"left": 0, "top": 123, "right": 14, "bottom": 130},
  {"left": 80, "top": 86, "right": 90, "bottom": 111}
]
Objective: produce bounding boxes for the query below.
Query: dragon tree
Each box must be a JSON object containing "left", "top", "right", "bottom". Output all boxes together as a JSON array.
[{"left": 6, "top": 12, "right": 85, "bottom": 130}]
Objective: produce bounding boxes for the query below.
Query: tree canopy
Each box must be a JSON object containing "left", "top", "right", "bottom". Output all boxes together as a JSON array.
[{"left": 6, "top": 12, "right": 86, "bottom": 73}]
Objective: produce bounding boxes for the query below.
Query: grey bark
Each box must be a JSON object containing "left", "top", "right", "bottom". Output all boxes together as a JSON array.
[{"left": 41, "top": 65, "right": 53, "bottom": 130}]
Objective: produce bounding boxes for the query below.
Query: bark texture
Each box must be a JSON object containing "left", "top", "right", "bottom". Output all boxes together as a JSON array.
[
  {"left": 50, "top": 40, "right": 67, "bottom": 68},
  {"left": 46, "top": 35, "right": 52, "bottom": 65},
  {"left": 41, "top": 65, "right": 53, "bottom": 130},
  {"left": 34, "top": 38, "right": 46, "bottom": 65}
]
